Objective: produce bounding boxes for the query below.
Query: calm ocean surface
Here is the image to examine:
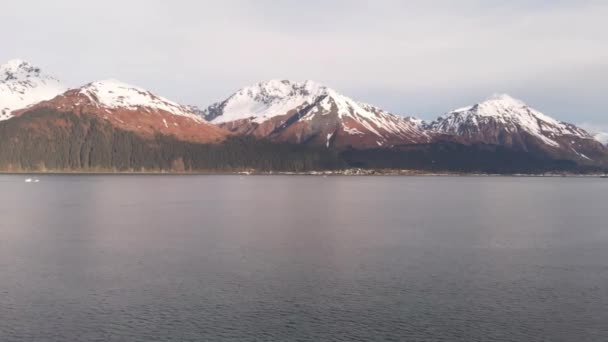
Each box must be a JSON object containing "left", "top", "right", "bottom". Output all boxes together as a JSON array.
[{"left": 1, "top": 175, "right": 607, "bottom": 342}]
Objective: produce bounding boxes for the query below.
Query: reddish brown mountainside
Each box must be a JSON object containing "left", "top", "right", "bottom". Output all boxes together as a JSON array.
[
  {"left": 202, "top": 80, "right": 430, "bottom": 149},
  {"left": 16, "top": 79, "right": 227, "bottom": 144}
]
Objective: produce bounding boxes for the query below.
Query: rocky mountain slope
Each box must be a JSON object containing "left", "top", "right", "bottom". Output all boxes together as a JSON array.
[
  {"left": 426, "top": 94, "right": 606, "bottom": 163},
  {"left": 16, "top": 79, "right": 226, "bottom": 144},
  {"left": 202, "top": 80, "right": 430, "bottom": 149},
  {"left": 0, "top": 59, "right": 66, "bottom": 120}
]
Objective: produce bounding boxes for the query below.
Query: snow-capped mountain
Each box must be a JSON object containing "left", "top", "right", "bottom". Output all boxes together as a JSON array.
[
  {"left": 17, "top": 79, "right": 226, "bottom": 143},
  {"left": 426, "top": 94, "right": 605, "bottom": 162},
  {"left": 0, "top": 59, "right": 66, "bottom": 121},
  {"left": 202, "top": 80, "right": 429, "bottom": 148},
  {"left": 77, "top": 79, "right": 201, "bottom": 119}
]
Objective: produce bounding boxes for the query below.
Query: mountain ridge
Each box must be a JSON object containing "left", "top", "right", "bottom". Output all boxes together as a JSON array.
[
  {"left": 202, "top": 79, "right": 430, "bottom": 149},
  {"left": 13, "top": 78, "right": 227, "bottom": 144},
  {"left": 1, "top": 59, "right": 607, "bottom": 172}
]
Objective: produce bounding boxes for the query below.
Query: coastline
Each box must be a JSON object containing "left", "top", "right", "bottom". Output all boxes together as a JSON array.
[{"left": 1, "top": 169, "right": 607, "bottom": 177}]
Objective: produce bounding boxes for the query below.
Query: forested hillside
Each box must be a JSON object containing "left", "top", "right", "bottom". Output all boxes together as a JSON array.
[{"left": 0, "top": 108, "right": 343, "bottom": 172}]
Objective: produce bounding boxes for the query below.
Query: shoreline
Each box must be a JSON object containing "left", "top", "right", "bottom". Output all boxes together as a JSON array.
[{"left": 1, "top": 169, "right": 607, "bottom": 178}]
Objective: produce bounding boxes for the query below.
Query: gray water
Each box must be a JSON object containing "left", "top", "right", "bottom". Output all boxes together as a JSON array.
[{"left": 1, "top": 175, "right": 607, "bottom": 342}]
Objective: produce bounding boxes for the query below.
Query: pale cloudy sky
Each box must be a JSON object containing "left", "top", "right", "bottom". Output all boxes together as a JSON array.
[{"left": 1, "top": 0, "right": 606, "bottom": 129}]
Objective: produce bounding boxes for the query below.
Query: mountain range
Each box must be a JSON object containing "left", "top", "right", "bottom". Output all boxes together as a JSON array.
[
  {"left": 202, "top": 80, "right": 430, "bottom": 149},
  {"left": 1, "top": 59, "right": 606, "bottom": 173}
]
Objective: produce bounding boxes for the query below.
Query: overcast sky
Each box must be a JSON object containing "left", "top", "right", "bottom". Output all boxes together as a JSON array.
[{"left": 1, "top": 0, "right": 606, "bottom": 129}]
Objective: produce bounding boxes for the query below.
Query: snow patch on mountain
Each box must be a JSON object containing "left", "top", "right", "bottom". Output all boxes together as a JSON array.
[
  {"left": 0, "top": 59, "right": 66, "bottom": 121},
  {"left": 79, "top": 79, "right": 202, "bottom": 120}
]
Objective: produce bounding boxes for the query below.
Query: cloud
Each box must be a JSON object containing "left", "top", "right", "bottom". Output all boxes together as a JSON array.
[
  {"left": 1, "top": 0, "right": 606, "bottom": 124},
  {"left": 579, "top": 122, "right": 608, "bottom": 134}
]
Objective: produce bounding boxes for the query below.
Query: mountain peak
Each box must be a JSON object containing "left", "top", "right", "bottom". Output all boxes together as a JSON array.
[
  {"left": 1, "top": 59, "right": 44, "bottom": 81},
  {"left": 450, "top": 94, "right": 528, "bottom": 116},
  {"left": 255, "top": 79, "right": 325, "bottom": 89},
  {"left": 234, "top": 79, "right": 330, "bottom": 103},
  {"left": 448, "top": 94, "right": 542, "bottom": 121},
  {"left": 2, "top": 58, "right": 31, "bottom": 69},
  {"left": 204, "top": 79, "right": 332, "bottom": 123},
  {"left": 1, "top": 59, "right": 65, "bottom": 120},
  {"left": 77, "top": 79, "right": 201, "bottom": 120},
  {"left": 485, "top": 93, "right": 526, "bottom": 107},
  {"left": 81, "top": 79, "right": 142, "bottom": 93}
]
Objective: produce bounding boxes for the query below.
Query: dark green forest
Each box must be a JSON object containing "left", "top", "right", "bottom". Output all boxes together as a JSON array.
[
  {"left": 0, "top": 108, "right": 603, "bottom": 174},
  {"left": 0, "top": 109, "right": 343, "bottom": 172},
  {"left": 340, "top": 143, "right": 598, "bottom": 174}
]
